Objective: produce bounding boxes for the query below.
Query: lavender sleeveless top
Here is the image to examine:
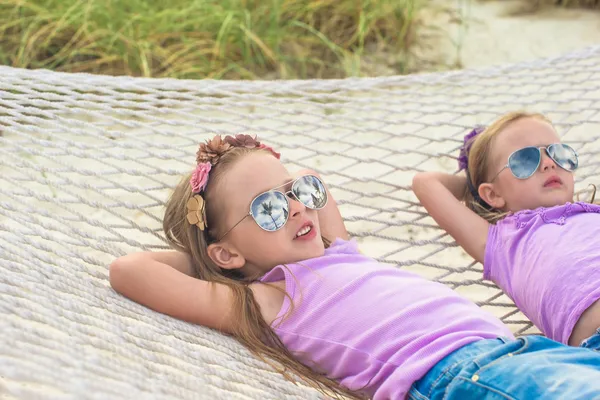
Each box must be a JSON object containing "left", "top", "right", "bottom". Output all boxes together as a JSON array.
[
  {"left": 260, "top": 239, "right": 512, "bottom": 399},
  {"left": 485, "top": 202, "right": 600, "bottom": 344}
]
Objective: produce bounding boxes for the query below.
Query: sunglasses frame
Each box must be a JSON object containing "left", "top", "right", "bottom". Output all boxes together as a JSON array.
[
  {"left": 491, "top": 143, "right": 578, "bottom": 181},
  {"left": 216, "top": 174, "right": 328, "bottom": 241}
]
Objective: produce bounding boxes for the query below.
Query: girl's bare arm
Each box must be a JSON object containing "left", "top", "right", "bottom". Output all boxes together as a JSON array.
[
  {"left": 412, "top": 172, "right": 489, "bottom": 264},
  {"left": 109, "top": 251, "right": 235, "bottom": 333}
]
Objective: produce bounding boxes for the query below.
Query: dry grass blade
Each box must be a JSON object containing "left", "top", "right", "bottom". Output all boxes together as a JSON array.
[{"left": 0, "top": 0, "right": 422, "bottom": 79}]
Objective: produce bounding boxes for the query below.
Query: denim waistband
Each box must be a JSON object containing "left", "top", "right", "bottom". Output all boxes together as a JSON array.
[
  {"left": 410, "top": 334, "right": 600, "bottom": 400},
  {"left": 410, "top": 337, "right": 512, "bottom": 399}
]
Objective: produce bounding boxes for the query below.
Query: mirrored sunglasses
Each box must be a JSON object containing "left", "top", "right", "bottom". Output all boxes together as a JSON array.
[
  {"left": 493, "top": 143, "right": 578, "bottom": 180},
  {"left": 218, "top": 175, "right": 328, "bottom": 240}
]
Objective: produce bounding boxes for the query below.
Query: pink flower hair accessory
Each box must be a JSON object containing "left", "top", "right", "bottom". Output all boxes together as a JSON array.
[
  {"left": 257, "top": 143, "right": 281, "bottom": 159},
  {"left": 190, "top": 162, "right": 212, "bottom": 194}
]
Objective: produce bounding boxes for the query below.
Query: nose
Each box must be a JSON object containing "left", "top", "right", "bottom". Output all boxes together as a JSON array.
[
  {"left": 540, "top": 150, "right": 556, "bottom": 172},
  {"left": 287, "top": 194, "right": 306, "bottom": 218}
]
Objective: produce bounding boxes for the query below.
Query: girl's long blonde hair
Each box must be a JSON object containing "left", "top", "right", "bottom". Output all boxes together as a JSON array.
[{"left": 163, "top": 141, "right": 363, "bottom": 400}]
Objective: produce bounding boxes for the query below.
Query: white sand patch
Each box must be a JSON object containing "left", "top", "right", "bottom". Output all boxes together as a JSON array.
[{"left": 414, "top": 0, "right": 600, "bottom": 71}]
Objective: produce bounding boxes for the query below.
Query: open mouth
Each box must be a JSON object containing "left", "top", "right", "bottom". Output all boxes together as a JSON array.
[{"left": 295, "top": 222, "right": 314, "bottom": 239}]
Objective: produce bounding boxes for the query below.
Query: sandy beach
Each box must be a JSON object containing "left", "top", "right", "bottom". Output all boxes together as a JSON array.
[
  {"left": 2, "top": 1, "right": 600, "bottom": 398},
  {"left": 413, "top": 0, "right": 600, "bottom": 72}
]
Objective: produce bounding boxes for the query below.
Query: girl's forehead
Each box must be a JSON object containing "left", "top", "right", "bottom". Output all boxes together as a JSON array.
[
  {"left": 222, "top": 153, "right": 291, "bottom": 204},
  {"left": 494, "top": 118, "right": 559, "bottom": 155}
]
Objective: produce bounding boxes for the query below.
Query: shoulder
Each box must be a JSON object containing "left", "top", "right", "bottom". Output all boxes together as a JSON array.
[
  {"left": 324, "top": 237, "right": 361, "bottom": 256},
  {"left": 503, "top": 202, "right": 600, "bottom": 228},
  {"left": 483, "top": 202, "right": 599, "bottom": 279},
  {"left": 258, "top": 238, "right": 364, "bottom": 285},
  {"left": 250, "top": 280, "right": 287, "bottom": 326}
]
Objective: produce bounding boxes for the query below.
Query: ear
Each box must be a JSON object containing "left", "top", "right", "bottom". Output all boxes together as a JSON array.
[
  {"left": 206, "top": 242, "right": 246, "bottom": 270},
  {"left": 478, "top": 182, "right": 506, "bottom": 210}
]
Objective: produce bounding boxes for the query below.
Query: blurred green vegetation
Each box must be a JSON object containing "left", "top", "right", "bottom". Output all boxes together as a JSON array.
[{"left": 0, "top": 0, "right": 421, "bottom": 79}]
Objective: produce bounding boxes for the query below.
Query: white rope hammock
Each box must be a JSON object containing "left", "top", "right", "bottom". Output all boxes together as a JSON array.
[{"left": 2, "top": 45, "right": 600, "bottom": 399}]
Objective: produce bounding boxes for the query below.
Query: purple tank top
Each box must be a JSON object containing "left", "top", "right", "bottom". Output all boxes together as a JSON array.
[
  {"left": 260, "top": 239, "right": 512, "bottom": 399},
  {"left": 485, "top": 202, "right": 600, "bottom": 345}
]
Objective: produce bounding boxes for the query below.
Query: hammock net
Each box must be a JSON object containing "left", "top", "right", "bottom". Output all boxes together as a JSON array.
[{"left": 2, "top": 45, "right": 600, "bottom": 399}]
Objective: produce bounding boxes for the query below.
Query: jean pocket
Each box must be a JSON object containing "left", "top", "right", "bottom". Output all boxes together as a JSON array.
[
  {"left": 408, "top": 385, "right": 430, "bottom": 400},
  {"left": 444, "top": 376, "right": 515, "bottom": 400},
  {"left": 470, "top": 337, "right": 530, "bottom": 373}
]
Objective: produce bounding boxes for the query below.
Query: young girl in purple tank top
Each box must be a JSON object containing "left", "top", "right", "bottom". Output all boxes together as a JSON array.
[
  {"left": 413, "top": 111, "right": 600, "bottom": 348},
  {"left": 111, "top": 133, "right": 600, "bottom": 400}
]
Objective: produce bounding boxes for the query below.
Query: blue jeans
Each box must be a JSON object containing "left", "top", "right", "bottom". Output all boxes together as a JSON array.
[
  {"left": 581, "top": 328, "right": 600, "bottom": 351},
  {"left": 409, "top": 333, "right": 600, "bottom": 400}
]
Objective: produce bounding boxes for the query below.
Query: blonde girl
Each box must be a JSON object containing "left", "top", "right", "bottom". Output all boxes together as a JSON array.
[
  {"left": 413, "top": 111, "right": 600, "bottom": 348},
  {"left": 112, "top": 133, "right": 600, "bottom": 400}
]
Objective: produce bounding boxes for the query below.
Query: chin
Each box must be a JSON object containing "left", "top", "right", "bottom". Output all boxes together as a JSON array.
[
  {"left": 305, "top": 241, "right": 326, "bottom": 256},
  {"left": 299, "top": 242, "right": 326, "bottom": 261},
  {"left": 540, "top": 195, "right": 571, "bottom": 208}
]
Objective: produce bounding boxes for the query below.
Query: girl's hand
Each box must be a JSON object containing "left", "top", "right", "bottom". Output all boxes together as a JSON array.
[
  {"left": 294, "top": 169, "right": 349, "bottom": 242},
  {"left": 412, "top": 172, "right": 489, "bottom": 264}
]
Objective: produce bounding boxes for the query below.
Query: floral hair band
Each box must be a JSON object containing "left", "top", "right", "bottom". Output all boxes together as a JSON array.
[
  {"left": 186, "top": 134, "right": 281, "bottom": 230},
  {"left": 457, "top": 125, "right": 486, "bottom": 172},
  {"left": 457, "top": 125, "right": 492, "bottom": 210}
]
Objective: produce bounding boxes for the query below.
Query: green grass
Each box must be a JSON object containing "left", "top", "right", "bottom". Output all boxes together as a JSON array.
[{"left": 0, "top": 0, "right": 421, "bottom": 80}]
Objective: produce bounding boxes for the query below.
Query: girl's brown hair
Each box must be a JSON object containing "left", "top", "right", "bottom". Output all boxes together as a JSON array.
[
  {"left": 163, "top": 136, "right": 363, "bottom": 400},
  {"left": 464, "top": 111, "right": 553, "bottom": 223}
]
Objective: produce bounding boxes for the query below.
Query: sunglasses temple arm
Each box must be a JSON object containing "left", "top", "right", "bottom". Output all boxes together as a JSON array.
[
  {"left": 216, "top": 214, "right": 251, "bottom": 242},
  {"left": 490, "top": 165, "right": 508, "bottom": 182}
]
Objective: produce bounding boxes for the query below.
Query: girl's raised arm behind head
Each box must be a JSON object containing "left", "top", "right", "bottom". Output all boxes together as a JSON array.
[
  {"left": 109, "top": 253, "right": 236, "bottom": 333},
  {"left": 412, "top": 171, "right": 489, "bottom": 264}
]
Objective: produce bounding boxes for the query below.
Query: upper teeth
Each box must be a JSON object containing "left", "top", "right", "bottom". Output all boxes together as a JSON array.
[{"left": 296, "top": 226, "right": 311, "bottom": 237}]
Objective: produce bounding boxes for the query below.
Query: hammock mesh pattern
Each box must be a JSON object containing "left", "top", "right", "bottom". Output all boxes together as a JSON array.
[{"left": 2, "top": 45, "right": 600, "bottom": 399}]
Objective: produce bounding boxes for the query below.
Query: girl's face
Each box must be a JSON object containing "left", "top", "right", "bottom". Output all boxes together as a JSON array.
[
  {"left": 214, "top": 152, "right": 325, "bottom": 274},
  {"left": 480, "top": 117, "right": 575, "bottom": 213}
]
